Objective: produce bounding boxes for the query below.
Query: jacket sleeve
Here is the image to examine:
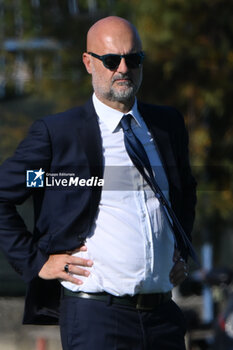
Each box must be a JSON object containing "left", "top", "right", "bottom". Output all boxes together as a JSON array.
[{"left": 0, "top": 119, "right": 51, "bottom": 282}]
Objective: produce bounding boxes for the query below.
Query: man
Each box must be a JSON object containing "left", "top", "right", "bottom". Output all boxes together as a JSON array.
[{"left": 0, "top": 16, "right": 196, "bottom": 350}]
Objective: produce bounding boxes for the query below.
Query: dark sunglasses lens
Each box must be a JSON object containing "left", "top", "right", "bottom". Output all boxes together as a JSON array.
[
  {"left": 102, "top": 53, "right": 144, "bottom": 70},
  {"left": 103, "top": 55, "right": 121, "bottom": 70},
  {"left": 125, "top": 53, "right": 143, "bottom": 68}
]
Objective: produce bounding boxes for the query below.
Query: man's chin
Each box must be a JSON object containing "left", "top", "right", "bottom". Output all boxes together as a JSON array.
[{"left": 111, "top": 87, "right": 134, "bottom": 101}]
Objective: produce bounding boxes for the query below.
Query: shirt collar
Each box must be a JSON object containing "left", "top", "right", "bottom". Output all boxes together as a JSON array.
[{"left": 92, "top": 93, "right": 142, "bottom": 133}]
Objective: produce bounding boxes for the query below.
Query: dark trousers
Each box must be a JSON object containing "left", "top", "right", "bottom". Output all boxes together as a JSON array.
[{"left": 59, "top": 295, "right": 187, "bottom": 350}]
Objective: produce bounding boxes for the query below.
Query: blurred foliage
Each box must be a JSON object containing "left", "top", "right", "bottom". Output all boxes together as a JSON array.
[
  {"left": 0, "top": 0, "right": 232, "bottom": 264},
  {"left": 125, "top": 0, "right": 233, "bottom": 262}
]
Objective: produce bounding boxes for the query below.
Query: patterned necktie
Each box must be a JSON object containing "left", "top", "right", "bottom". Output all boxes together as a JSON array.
[{"left": 120, "top": 114, "right": 199, "bottom": 265}]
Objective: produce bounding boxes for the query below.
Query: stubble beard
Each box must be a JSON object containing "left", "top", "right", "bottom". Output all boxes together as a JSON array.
[
  {"left": 92, "top": 72, "right": 141, "bottom": 104},
  {"left": 109, "top": 80, "right": 135, "bottom": 102}
]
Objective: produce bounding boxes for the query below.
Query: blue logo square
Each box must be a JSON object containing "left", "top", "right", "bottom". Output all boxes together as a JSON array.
[{"left": 26, "top": 169, "right": 45, "bottom": 187}]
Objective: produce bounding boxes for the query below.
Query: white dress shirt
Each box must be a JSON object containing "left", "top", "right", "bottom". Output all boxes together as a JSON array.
[{"left": 61, "top": 94, "right": 175, "bottom": 295}]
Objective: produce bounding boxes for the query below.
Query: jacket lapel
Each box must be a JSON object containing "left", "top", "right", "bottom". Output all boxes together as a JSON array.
[
  {"left": 138, "top": 102, "right": 181, "bottom": 191},
  {"left": 81, "top": 98, "right": 104, "bottom": 178}
]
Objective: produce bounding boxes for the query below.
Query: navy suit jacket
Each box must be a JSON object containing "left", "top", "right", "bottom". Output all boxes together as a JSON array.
[{"left": 0, "top": 98, "right": 196, "bottom": 324}]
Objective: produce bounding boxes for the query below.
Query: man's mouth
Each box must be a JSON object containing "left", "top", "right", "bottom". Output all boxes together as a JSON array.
[
  {"left": 116, "top": 79, "right": 130, "bottom": 84},
  {"left": 113, "top": 77, "right": 133, "bottom": 86},
  {"left": 113, "top": 75, "right": 132, "bottom": 82}
]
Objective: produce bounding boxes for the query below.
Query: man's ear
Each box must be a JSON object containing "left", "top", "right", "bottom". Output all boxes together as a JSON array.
[{"left": 82, "top": 53, "right": 92, "bottom": 74}]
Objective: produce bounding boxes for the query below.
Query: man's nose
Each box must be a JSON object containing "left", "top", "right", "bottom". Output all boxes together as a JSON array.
[{"left": 117, "top": 58, "right": 129, "bottom": 73}]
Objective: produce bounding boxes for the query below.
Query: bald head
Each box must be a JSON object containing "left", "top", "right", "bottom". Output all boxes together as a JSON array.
[
  {"left": 86, "top": 16, "right": 142, "bottom": 54},
  {"left": 83, "top": 16, "right": 143, "bottom": 112}
]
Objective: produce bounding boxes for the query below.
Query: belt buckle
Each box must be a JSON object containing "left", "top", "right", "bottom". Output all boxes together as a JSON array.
[{"left": 136, "top": 294, "right": 155, "bottom": 311}]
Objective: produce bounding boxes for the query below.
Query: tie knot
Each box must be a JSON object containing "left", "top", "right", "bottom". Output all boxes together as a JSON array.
[{"left": 120, "top": 114, "right": 132, "bottom": 132}]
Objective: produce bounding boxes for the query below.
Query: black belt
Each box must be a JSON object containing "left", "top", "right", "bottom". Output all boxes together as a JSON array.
[{"left": 63, "top": 289, "right": 172, "bottom": 311}]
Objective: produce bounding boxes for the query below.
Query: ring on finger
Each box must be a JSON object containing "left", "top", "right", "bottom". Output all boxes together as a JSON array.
[{"left": 64, "top": 264, "right": 70, "bottom": 273}]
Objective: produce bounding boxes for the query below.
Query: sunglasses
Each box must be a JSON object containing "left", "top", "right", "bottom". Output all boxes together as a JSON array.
[{"left": 87, "top": 51, "right": 145, "bottom": 70}]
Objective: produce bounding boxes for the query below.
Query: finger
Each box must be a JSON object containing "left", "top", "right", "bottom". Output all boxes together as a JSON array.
[
  {"left": 68, "top": 264, "right": 90, "bottom": 277},
  {"left": 79, "top": 245, "right": 88, "bottom": 251},
  {"left": 61, "top": 272, "right": 84, "bottom": 285},
  {"left": 61, "top": 262, "right": 90, "bottom": 284},
  {"left": 68, "top": 255, "right": 93, "bottom": 267}
]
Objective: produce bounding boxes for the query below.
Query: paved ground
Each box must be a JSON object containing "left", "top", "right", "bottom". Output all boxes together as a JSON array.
[{"left": 0, "top": 297, "right": 62, "bottom": 350}]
